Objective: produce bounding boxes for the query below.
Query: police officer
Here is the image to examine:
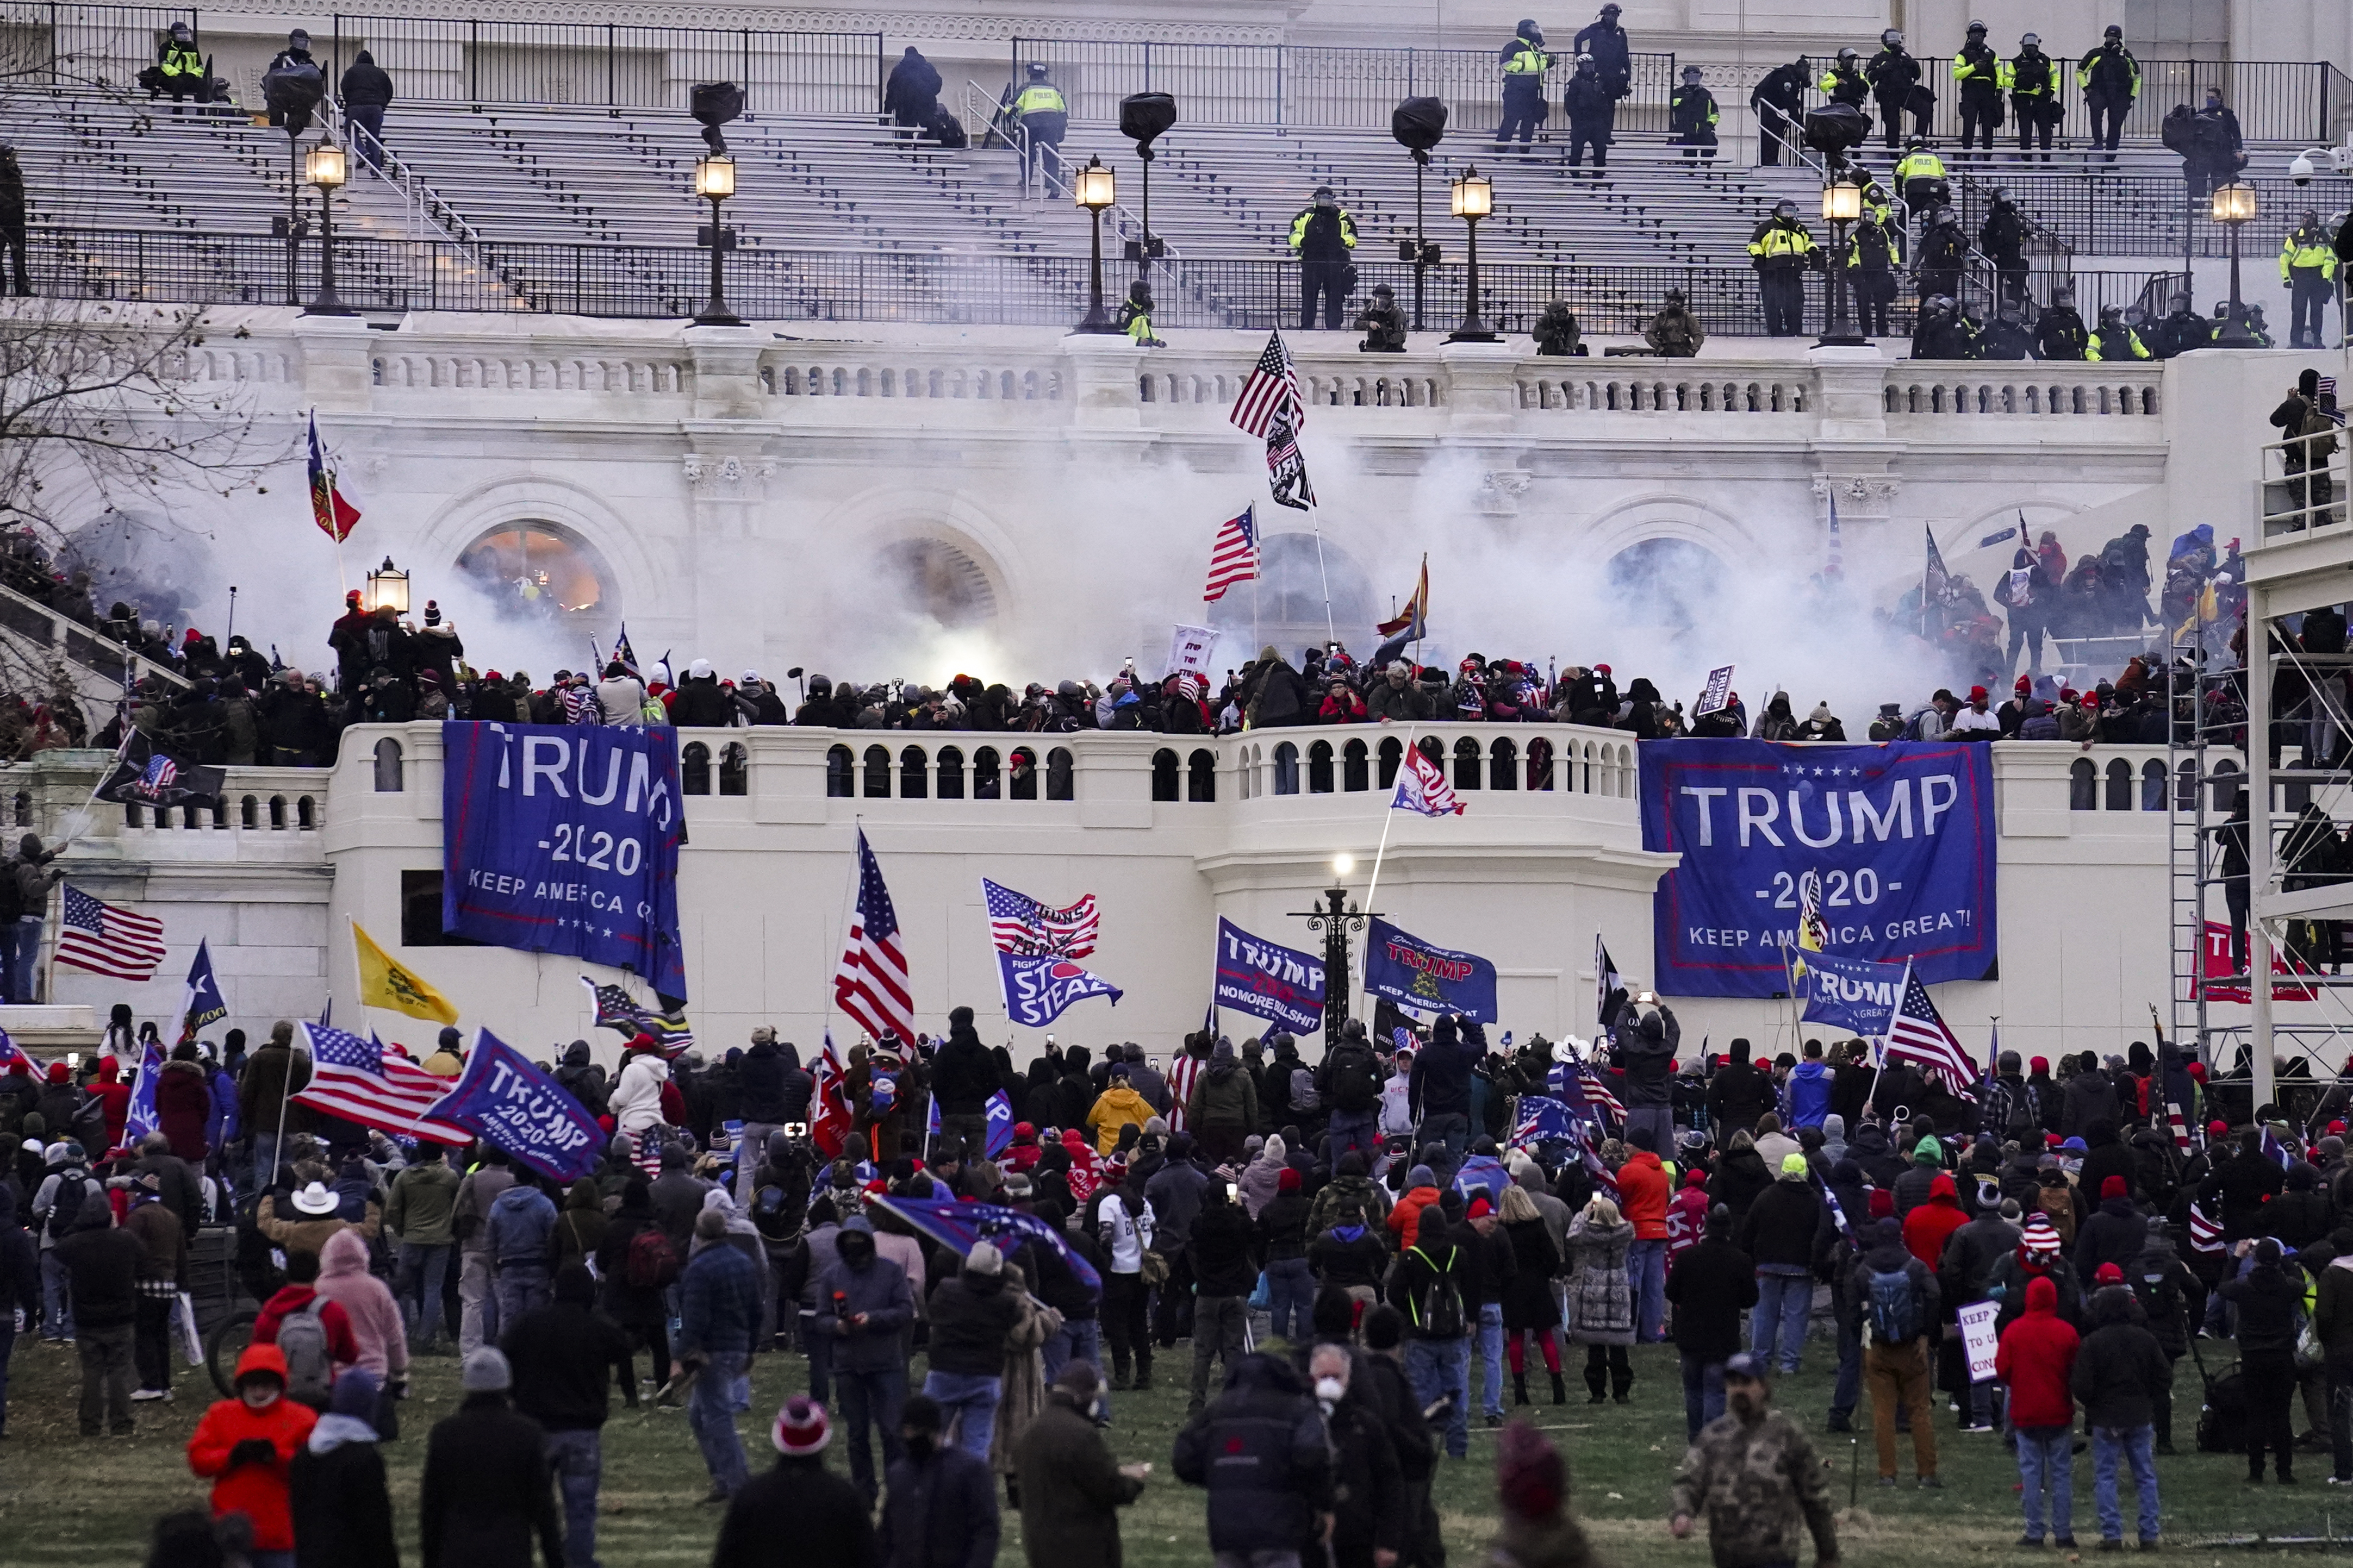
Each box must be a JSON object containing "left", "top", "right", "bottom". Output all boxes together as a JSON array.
[
  {"left": 1978, "top": 189, "right": 2028, "bottom": 307},
  {"left": 1562, "top": 53, "right": 1614, "bottom": 175},
  {"left": 1356, "top": 284, "right": 1406, "bottom": 352},
  {"left": 1010, "top": 62, "right": 1068, "bottom": 194},
  {"left": 2009, "top": 33, "right": 2062, "bottom": 161},
  {"left": 2145, "top": 292, "right": 2212, "bottom": 359},
  {"left": 1911, "top": 295, "right": 1978, "bottom": 360},
  {"left": 1914, "top": 206, "right": 1966, "bottom": 303},
  {"left": 265, "top": 28, "right": 319, "bottom": 130},
  {"left": 1952, "top": 21, "right": 2003, "bottom": 158},
  {"left": 1866, "top": 28, "right": 1927, "bottom": 151},
  {"left": 2282, "top": 209, "right": 2338, "bottom": 349},
  {"left": 2088, "top": 303, "right": 2151, "bottom": 361},
  {"left": 1839, "top": 201, "right": 1900, "bottom": 336},
  {"left": 1750, "top": 55, "right": 1809, "bottom": 166},
  {"left": 155, "top": 22, "right": 206, "bottom": 108},
  {"left": 1572, "top": 4, "right": 1632, "bottom": 102},
  {"left": 1495, "top": 20, "right": 1551, "bottom": 154},
  {"left": 2035, "top": 286, "right": 2092, "bottom": 359},
  {"left": 1671, "top": 65, "right": 1719, "bottom": 163},
  {"left": 2078, "top": 25, "right": 2139, "bottom": 161},
  {"left": 1819, "top": 48, "right": 1870, "bottom": 111},
  {"left": 1980, "top": 304, "right": 2035, "bottom": 360},
  {"left": 1747, "top": 198, "right": 1818, "bottom": 337},
  {"left": 1116, "top": 282, "right": 1166, "bottom": 348},
  {"left": 2183, "top": 86, "right": 2245, "bottom": 199},
  {"left": 1893, "top": 139, "right": 1947, "bottom": 225},
  {"left": 1289, "top": 185, "right": 1358, "bottom": 330}
]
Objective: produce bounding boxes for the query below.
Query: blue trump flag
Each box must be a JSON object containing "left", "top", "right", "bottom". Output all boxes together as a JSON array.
[
  {"left": 441, "top": 722, "right": 687, "bottom": 999},
  {"left": 998, "top": 953, "right": 1123, "bottom": 1029},
  {"left": 984, "top": 1089, "right": 1015, "bottom": 1159},
  {"left": 1455, "top": 1153, "right": 1511, "bottom": 1201},
  {"left": 422, "top": 1028, "right": 602, "bottom": 1183},
  {"left": 1362, "top": 917, "right": 1499, "bottom": 1023},
  {"left": 179, "top": 939, "right": 227, "bottom": 1040},
  {"left": 1212, "top": 917, "right": 1326, "bottom": 1036},
  {"left": 1638, "top": 739, "right": 1997, "bottom": 998},
  {"left": 123, "top": 1039, "right": 164, "bottom": 1143},
  {"left": 1798, "top": 949, "right": 1909, "bottom": 1039},
  {"left": 868, "top": 1194, "right": 1101, "bottom": 1292}
]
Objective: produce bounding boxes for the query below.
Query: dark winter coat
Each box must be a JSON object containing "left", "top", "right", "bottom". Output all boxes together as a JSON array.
[
  {"left": 1666, "top": 1234, "right": 1757, "bottom": 1360},
  {"left": 290, "top": 1428, "right": 397, "bottom": 1568},
  {"left": 931, "top": 1026, "right": 999, "bottom": 1116},
  {"left": 1171, "top": 1354, "right": 1333, "bottom": 1554},
  {"left": 502, "top": 1291, "right": 631, "bottom": 1432},
  {"left": 2061, "top": 1070, "right": 2120, "bottom": 1137},
  {"left": 155, "top": 1059, "right": 214, "bottom": 1159},
  {"left": 2206, "top": 1147, "right": 2287, "bottom": 1239},
  {"left": 1707, "top": 1145, "right": 1772, "bottom": 1222},
  {"left": 1014, "top": 1393, "right": 1144, "bottom": 1568},
  {"left": 339, "top": 54, "right": 393, "bottom": 108},
  {"left": 1188, "top": 1195, "right": 1259, "bottom": 1298},
  {"left": 2219, "top": 1260, "right": 2303, "bottom": 1362},
  {"left": 926, "top": 1265, "right": 1023, "bottom": 1375},
  {"left": 1705, "top": 1061, "right": 1776, "bottom": 1137},
  {"left": 2073, "top": 1197, "right": 2149, "bottom": 1281},
  {"left": 2069, "top": 1294, "right": 2172, "bottom": 1428},
  {"left": 1736, "top": 1176, "right": 1821, "bottom": 1270},
  {"left": 1499, "top": 1217, "right": 1560, "bottom": 1330},
  {"left": 714, "top": 1455, "right": 878, "bottom": 1568},
  {"left": 878, "top": 1442, "right": 998, "bottom": 1568},
  {"left": 1611, "top": 1008, "right": 1678, "bottom": 1107},
  {"left": 417, "top": 1392, "right": 563, "bottom": 1568}
]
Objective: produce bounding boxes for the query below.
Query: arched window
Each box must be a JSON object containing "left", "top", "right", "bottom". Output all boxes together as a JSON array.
[
  {"left": 455, "top": 518, "right": 615, "bottom": 629},
  {"left": 1046, "top": 748, "right": 1075, "bottom": 801},
  {"left": 1489, "top": 737, "right": 1518, "bottom": 792},
  {"left": 2175, "top": 759, "right": 2197, "bottom": 812},
  {"left": 2103, "top": 757, "right": 2133, "bottom": 811},
  {"left": 900, "top": 746, "right": 929, "bottom": 799},
  {"left": 1152, "top": 748, "right": 1180, "bottom": 802},
  {"left": 1273, "top": 742, "right": 1300, "bottom": 796},
  {"left": 1453, "top": 736, "right": 1481, "bottom": 791},
  {"left": 1342, "top": 739, "right": 1370, "bottom": 792},
  {"left": 1378, "top": 736, "right": 1404, "bottom": 789},
  {"left": 373, "top": 737, "right": 403, "bottom": 792},
  {"left": 974, "top": 747, "right": 1003, "bottom": 799},
  {"left": 862, "top": 745, "right": 892, "bottom": 798},
  {"left": 2208, "top": 758, "right": 2240, "bottom": 812},
  {"left": 1527, "top": 736, "right": 1555, "bottom": 791},
  {"left": 1187, "top": 749, "right": 1217, "bottom": 802},
  {"left": 826, "top": 745, "right": 854, "bottom": 798},
  {"left": 10, "top": 791, "right": 26, "bottom": 826},
  {"left": 719, "top": 744, "right": 749, "bottom": 796},
  {"left": 681, "top": 741, "right": 712, "bottom": 795},
  {"left": 1308, "top": 740, "right": 1335, "bottom": 795},
  {"left": 240, "top": 794, "right": 258, "bottom": 829},
  {"left": 1010, "top": 747, "right": 1038, "bottom": 801},
  {"left": 937, "top": 746, "right": 966, "bottom": 800},
  {"left": 2140, "top": 758, "right": 2167, "bottom": 811},
  {"left": 269, "top": 795, "right": 287, "bottom": 829},
  {"left": 2068, "top": 758, "right": 2096, "bottom": 811},
  {"left": 296, "top": 796, "right": 315, "bottom": 829}
]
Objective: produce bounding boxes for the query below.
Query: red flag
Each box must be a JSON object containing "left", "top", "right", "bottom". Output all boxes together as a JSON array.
[{"left": 809, "top": 1032, "right": 854, "bottom": 1159}]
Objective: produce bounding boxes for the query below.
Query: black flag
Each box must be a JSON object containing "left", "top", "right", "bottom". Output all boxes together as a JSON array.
[
  {"left": 1595, "top": 937, "right": 1627, "bottom": 1033},
  {"left": 97, "top": 731, "right": 225, "bottom": 810},
  {"left": 1266, "top": 403, "right": 1316, "bottom": 510}
]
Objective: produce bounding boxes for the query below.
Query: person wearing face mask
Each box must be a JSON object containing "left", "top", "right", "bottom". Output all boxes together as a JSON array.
[
  {"left": 1310, "top": 1343, "right": 1406, "bottom": 1568},
  {"left": 1173, "top": 1351, "right": 1335, "bottom": 1568},
  {"left": 1669, "top": 1354, "right": 1839, "bottom": 1567},
  {"left": 2076, "top": 25, "right": 2139, "bottom": 161},
  {"left": 1013, "top": 1362, "right": 1149, "bottom": 1568},
  {"left": 1746, "top": 199, "right": 1818, "bottom": 338},
  {"left": 876, "top": 1393, "right": 999, "bottom": 1568},
  {"left": 816, "top": 1214, "right": 916, "bottom": 1505}
]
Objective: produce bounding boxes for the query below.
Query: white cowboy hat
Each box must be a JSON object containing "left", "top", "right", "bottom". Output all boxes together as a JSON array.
[{"left": 290, "top": 1180, "right": 339, "bottom": 1216}]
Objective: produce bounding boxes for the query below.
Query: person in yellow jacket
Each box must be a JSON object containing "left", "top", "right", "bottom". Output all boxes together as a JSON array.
[
  {"left": 1495, "top": 20, "right": 1552, "bottom": 154},
  {"left": 1893, "top": 139, "right": 1947, "bottom": 223},
  {"left": 1115, "top": 280, "right": 1166, "bottom": 347},
  {"left": 1290, "top": 185, "right": 1358, "bottom": 330},
  {"left": 1952, "top": 21, "right": 2004, "bottom": 158},
  {"left": 1008, "top": 62, "right": 1068, "bottom": 195},
  {"left": 1670, "top": 64, "right": 1719, "bottom": 162},
  {"left": 2086, "top": 304, "right": 2151, "bottom": 361},
  {"left": 154, "top": 21, "right": 207, "bottom": 107},
  {"left": 2009, "top": 33, "right": 2063, "bottom": 160},
  {"left": 1819, "top": 47, "right": 1870, "bottom": 109},
  {"left": 1747, "top": 198, "right": 1819, "bottom": 337},
  {"left": 1085, "top": 1066, "right": 1157, "bottom": 1154},
  {"left": 2077, "top": 24, "right": 2139, "bottom": 161},
  {"left": 2282, "top": 209, "right": 2339, "bottom": 349}
]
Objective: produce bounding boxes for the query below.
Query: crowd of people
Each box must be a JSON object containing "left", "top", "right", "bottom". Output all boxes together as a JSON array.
[{"left": 4, "top": 989, "right": 2353, "bottom": 1565}]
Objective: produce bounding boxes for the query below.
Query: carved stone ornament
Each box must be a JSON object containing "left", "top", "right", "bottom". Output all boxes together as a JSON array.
[
  {"left": 1476, "top": 470, "right": 1533, "bottom": 516},
  {"left": 682, "top": 454, "right": 774, "bottom": 491},
  {"left": 1810, "top": 473, "right": 1900, "bottom": 514}
]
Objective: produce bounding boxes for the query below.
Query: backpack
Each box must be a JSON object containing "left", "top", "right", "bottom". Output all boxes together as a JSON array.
[
  {"left": 1288, "top": 1066, "right": 1321, "bottom": 1115},
  {"left": 2002, "top": 1082, "right": 2041, "bottom": 1144},
  {"left": 1329, "top": 1049, "right": 1379, "bottom": 1115},
  {"left": 2160, "top": 103, "right": 2197, "bottom": 155},
  {"left": 926, "top": 108, "right": 968, "bottom": 149},
  {"left": 1410, "top": 1246, "right": 1467, "bottom": 1338},
  {"left": 277, "top": 1299, "right": 333, "bottom": 1405},
  {"left": 625, "top": 1225, "right": 681, "bottom": 1291},
  {"left": 1866, "top": 1264, "right": 1916, "bottom": 1344},
  {"left": 2132, "top": 1269, "right": 2182, "bottom": 1332},
  {"left": 43, "top": 1169, "right": 88, "bottom": 1241}
]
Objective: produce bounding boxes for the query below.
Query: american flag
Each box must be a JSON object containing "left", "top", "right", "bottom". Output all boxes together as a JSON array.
[
  {"left": 1884, "top": 961, "right": 1976, "bottom": 1096},
  {"left": 1578, "top": 1060, "right": 1626, "bottom": 1124},
  {"left": 2166, "top": 1100, "right": 2195, "bottom": 1154},
  {"left": 292, "top": 1022, "right": 475, "bottom": 1144},
  {"left": 1265, "top": 402, "right": 1316, "bottom": 511},
  {"left": 580, "top": 977, "right": 694, "bottom": 1052},
  {"left": 1391, "top": 742, "right": 1465, "bottom": 818},
  {"left": 982, "top": 877, "right": 1100, "bottom": 959},
  {"left": 138, "top": 754, "right": 179, "bottom": 798},
  {"left": 2187, "top": 1200, "right": 2223, "bottom": 1254},
  {"left": 835, "top": 829, "right": 916, "bottom": 1047},
  {"left": 55, "top": 884, "right": 167, "bottom": 982},
  {"left": 1203, "top": 505, "right": 1260, "bottom": 603},
  {"left": 1511, "top": 1095, "right": 1578, "bottom": 1147},
  {"left": 1166, "top": 1050, "right": 1204, "bottom": 1132},
  {"left": 0, "top": 1029, "right": 27, "bottom": 1074},
  {"left": 1228, "top": 330, "right": 1303, "bottom": 438}
]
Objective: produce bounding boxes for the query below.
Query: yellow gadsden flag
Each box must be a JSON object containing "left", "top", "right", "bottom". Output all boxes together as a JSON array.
[{"left": 353, "top": 921, "right": 460, "bottom": 1026}]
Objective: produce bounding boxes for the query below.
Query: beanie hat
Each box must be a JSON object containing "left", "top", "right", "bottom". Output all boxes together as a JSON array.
[
  {"left": 1868, "top": 1190, "right": 1895, "bottom": 1220},
  {"left": 1914, "top": 1136, "right": 1943, "bottom": 1163},
  {"left": 1277, "top": 1167, "right": 1302, "bottom": 1193},
  {"left": 1627, "top": 1125, "right": 1657, "bottom": 1151},
  {"left": 2029, "top": 1056, "right": 2049, "bottom": 1075},
  {"left": 1780, "top": 1152, "right": 1812, "bottom": 1177},
  {"left": 1683, "top": 1169, "right": 1708, "bottom": 1188},
  {"left": 1406, "top": 1164, "right": 1435, "bottom": 1189},
  {"left": 966, "top": 1241, "right": 1003, "bottom": 1276},
  {"left": 1467, "top": 1194, "right": 1493, "bottom": 1219},
  {"left": 773, "top": 1396, "right": 831, "bottom": 1455},
  {"left": 1496, "top": 1419, "right": 1567, "bottom": 1522},
  {"left": 2100, "top": 1175, "right": 2128, "bottom": 1200},
  {"left": 330, "top": 1367, "right": 382, "bottom": 1420},
  {"left": 2020, "top": 1217, "right": 2061, "bottom": 1255},
  {"left": 461, "top": 1348, "right": 512, "bottom": 1392}
]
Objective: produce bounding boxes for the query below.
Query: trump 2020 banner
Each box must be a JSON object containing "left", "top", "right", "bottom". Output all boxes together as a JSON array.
[
  {"left": 441, "top": 722, "right": 688, "bottom": 998},
  {"left": 1213, "top": 917, "right": 1327, "bottom": 1036},
  {"left": 1798, "top": 949, "right": 1908, "bottom": 1039},
  {"left": 1639, "top": 739, "right": 1997, "bottom": 998},
  {"left": 423, "top": 1028, "right": 603, "bottom": 1183},
  {"left": 1363, "top": 917, "right": 1499, "bottom": 1023}
]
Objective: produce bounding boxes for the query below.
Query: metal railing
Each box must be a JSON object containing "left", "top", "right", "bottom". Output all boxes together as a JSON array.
[
  {"left": 323, "top": 14, "right": 883, "bottom": 115},
  {"left": 1885, "top": 55, "right": 2353, "bottom": 148},
  {"left": 0, "top": 2, "right": 192, "bottom": 92},
  {"left": 1967, "top": 173, "right": 2350, "bottom": 257},
  {"left": 1007, "top": 38, "right": 1677, "bottom": 134}
]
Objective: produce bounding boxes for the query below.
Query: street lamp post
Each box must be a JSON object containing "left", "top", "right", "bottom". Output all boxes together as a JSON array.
[
  {"left": 2212, "top": 180, "right": 2257, "bottom": 346},
  {"left": 364, "top": 555, "right": 409, "bottom": 615},
  {"left": 1447, "top": 164, "right": 1496, "bottom": 343},
  {"left": 301, "top": 140, "right": 356, "bottom": 317},
  {"left": 1072, "top": 154, "right": 1120, "bottom": 334},
  {"left": 1291, "top": 856, "right": 1375, "bottom": 1051},
  {"left": 693, "top": 154, "right": 742, "bottom": 327},
  {"left": 1816, "top": 174, "right": 1866, "bottom": 347}
]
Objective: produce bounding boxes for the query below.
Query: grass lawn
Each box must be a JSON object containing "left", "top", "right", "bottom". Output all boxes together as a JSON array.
[{"left": 0, "top": 1332, "right": 2344, "bottom": 1566}]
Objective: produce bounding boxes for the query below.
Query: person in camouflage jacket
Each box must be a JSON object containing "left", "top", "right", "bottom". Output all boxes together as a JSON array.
[{"left": 1669, "top": 1354, "right": 1840, "bottom": 1568}]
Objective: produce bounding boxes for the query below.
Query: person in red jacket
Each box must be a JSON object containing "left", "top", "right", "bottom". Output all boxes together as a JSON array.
[
  {"left": 1617, "top": 1126, "right": 1672, "bottom": 1342},
  {"left": 188, "top": 1342, "right": 320, "bottom": 1568},
  {"left": 1664, "top": 1169, "right": 1711, "bottom": 1273},
  {"left": 1996, "top": 1275, "right": 2081, "bottom": 1548},
  {"left": 88, "top": 1058, "right": 132, "bottom": 1152},
  {"left": 155, "top": 1042, "right": 216, "bottom": 1161},
  {"left": 253, "top": 1251, "right": 361, "bottom": 1398},
  {"left": 1902, "top": 1172, "right": 1968, "bottom": 1270}
]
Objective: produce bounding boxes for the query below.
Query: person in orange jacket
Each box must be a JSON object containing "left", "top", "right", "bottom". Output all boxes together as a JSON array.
[
  {"left": 1387, "top": 1163, "right": 1443, "bottom": 1247},
  {"left": 1617, "top": 1126, "right": 1673, "bottom": 1342},
  {"left": 188, "top": 1342, "right": 319, "bottom": 1568}
]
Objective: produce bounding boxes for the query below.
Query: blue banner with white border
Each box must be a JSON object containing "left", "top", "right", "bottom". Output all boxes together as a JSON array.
[
  {"left": 1639, "top": 739, "right": 1997, "bottom": 997},
  {"left": 1212, "top": 917, "right": 1327, "bottom": 1036},
  {"left": 1362, "top": 917, "right": 1499, "bottom": 1023}
]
